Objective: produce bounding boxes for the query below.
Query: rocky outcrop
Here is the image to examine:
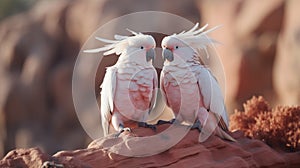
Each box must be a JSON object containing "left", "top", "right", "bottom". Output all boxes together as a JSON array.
[
  {"left": 1, "top": 125, "right": 300, "bottom": 168},
  {"left": 0, "top": 148, "right": 51, "bottom": 168}
]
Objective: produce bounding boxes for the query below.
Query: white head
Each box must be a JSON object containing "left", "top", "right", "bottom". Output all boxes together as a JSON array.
[
  {"left": 84, "top": 29, "right": 156, "bottom": 65},
  {"left": 120, "top": 33, "right": 156, "bottom": 64},
  {"left": 161, "top": 23, "right": 219, "bottom": 65},
  {"left": 161, "top": 36, "right": 195, "bottom": 64}
]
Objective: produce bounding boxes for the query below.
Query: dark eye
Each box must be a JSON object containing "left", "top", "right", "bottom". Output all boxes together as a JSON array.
[
  {"left": 175, "top": 46, "right": 179, "bottom": 49},
  {"left": 140, "top": 46, "right": 144, "bottom": 49}
]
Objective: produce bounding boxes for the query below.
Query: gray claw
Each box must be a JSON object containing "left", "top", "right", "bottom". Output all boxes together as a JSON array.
[
  {"left": 157, "top": 119, "right": 179, "bottom": 125},
  {"left": 138, "top": 122, "right": 157, "bottom": 132},
  {"left": 191, "top": 119, "right": 202, "bottom": 132},
  {"left": 114, "top": 127, "right": 131, "bottom": 137},
  {"left": 157, "top": 120, "right": 171, "bottom": 125},
  {"left": 170, "top": 119, "right": 178, "bottom": 124},
  {"left": 41, "top": 161, "right": 64, "bottom": 168}
]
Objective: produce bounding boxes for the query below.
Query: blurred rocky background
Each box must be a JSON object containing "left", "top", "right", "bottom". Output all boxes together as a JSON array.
[{"left": 0, "top": 0, "right": 299, "bottom": 158}]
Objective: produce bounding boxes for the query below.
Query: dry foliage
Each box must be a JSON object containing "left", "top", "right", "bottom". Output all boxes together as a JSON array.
[{"left": 230, "top": 96, "right": 300, "bottom": 151}]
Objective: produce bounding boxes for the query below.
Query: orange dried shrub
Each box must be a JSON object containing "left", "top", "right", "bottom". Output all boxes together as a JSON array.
[
  {"left": 230, "top": 96, "right": 300, "bottom": 152},
  {"left": 272, "top": 106, "right": 300, "bottom": 151},
  {"left": 230, "top": 96, "right": 270, "bottom": 137}
]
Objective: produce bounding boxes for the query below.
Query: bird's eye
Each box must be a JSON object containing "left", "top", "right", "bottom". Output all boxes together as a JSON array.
[
  {"left": 175, "top": 46, "right": 179, "bottom": 49},
  {"left": 140, "top": 46, "right": 144, "bottom": 49}
]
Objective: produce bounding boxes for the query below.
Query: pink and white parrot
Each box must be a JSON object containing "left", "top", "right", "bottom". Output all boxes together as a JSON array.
[
  {"left": 84, "top": 30, "right": 157, "bottom": 136},
  {"left": 160, "top": 23, "right": 235, "bottom": 142}
]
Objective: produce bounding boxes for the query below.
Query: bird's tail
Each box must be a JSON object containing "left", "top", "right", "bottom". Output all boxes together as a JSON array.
[
  {"left": 198, "top": 112, "right": 236, "bottom": 142},
  {"left": 199, "top": 125, "right": 236, "bottom": 142},
  {"left": 215, "top": 126, "right": 236, "bottom": 142}
]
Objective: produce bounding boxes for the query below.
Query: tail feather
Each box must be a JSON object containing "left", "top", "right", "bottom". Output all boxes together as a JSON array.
[
  {"left": 199, "top": 112, "right": 236, "bottom": 142},
  {"left": 215, "top": 126, "right": 236, "bottom": 142}
]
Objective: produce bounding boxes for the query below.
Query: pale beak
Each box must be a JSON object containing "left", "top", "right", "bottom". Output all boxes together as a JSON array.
[
  {"left": 162, "top": 48, "right": 174, "bottom": 62},
  {"left": 146, "top": 48, "right": 155, "bottom": 62}
]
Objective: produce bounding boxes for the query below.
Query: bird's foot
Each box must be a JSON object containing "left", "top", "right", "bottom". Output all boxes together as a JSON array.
[
  {"left": 170, "top": 119, "right": 180, "bottom": 125},
  {"left": 157, "top": 118, "right": 178, "bottom": 125},
  {"left": 114, "top": 127, "right": 131, "bottom": 137},
  {"left": 190, "top": 119, "right": 202, "bottom": 132},
  {"left": 156, "top": 120, "right": 171, "bottom": 125},
  {"left": 138, "top": 122, "right": 157, "bottom": 132}
]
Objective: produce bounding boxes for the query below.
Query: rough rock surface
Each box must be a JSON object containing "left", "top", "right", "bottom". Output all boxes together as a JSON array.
[
  {"left": 1, "top": 125, "right": 300, "bottom": 168},
  {"left": 0, "top": 147, "right": 51, "bottom": 168}
]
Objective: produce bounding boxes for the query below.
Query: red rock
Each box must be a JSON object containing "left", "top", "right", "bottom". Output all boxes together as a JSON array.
[
  {"left": 50, "top": 127, "right": 300, "bottom": 168},
  {"left": 1, "top": 124, "right": 300, "bottom": 167},
  {"left": 0, "top": 147, "right": 51, "bottom": 168},
  {"left": 2, "top": 125, "right": 298, "bottom": 168}
]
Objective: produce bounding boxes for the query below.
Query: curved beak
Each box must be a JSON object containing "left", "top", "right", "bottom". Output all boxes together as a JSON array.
[
  {"left": 162, "top": 48, "right": 174, "bottom": 62},
  {"left": 146, "top": 48, "right": 155, "bottom": 62}
]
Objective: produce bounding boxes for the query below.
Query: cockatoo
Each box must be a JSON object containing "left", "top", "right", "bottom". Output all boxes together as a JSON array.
[
  {"left": 84, "top": 30, "right": 157, "bottom": 136},
  {"left": 160, "top": 23, "right": 235, "bottom": 142}
]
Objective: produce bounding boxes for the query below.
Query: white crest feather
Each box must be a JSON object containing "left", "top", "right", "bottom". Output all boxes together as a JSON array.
[
  {"left": 126, "top": 28, "right": 139, "bottom": 35},
  {"left": 171, "top": 23, "right": 221, "bottom": 58},
  {"left": 83, "top": 29, "right": 144, "bottom": 56}
]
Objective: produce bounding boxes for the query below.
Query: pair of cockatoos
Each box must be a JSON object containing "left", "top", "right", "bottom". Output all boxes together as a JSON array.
[{"left": 84, "top": 23, "right": 235, "bottom": 142}]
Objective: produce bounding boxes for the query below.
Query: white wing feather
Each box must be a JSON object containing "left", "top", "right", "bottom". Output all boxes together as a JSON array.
[
  {"left": 196, "top": 69, "right": 235, "bottom": 141},
  {"left": 149, "top": 68, "right": 158, "bottom": 113},
  {"left": 197, "top": 67, "right": 229, "bottom": 126},
  {"left": 159, "top": 71, "right": 170, "bottom": 107},
  {"left": 100, "top": 66, "right": 117, "bottom": 136},
  {"left": 159, "top": 72, "right": 164, "bottom": 97}
]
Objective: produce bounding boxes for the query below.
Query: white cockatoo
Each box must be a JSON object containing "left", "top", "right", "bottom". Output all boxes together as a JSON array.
[
  {"left": 84, "top": 30, "right": 157, "bottom": 136},
  {"left": 160, "top": 23, "right": 235, "bottom": 142}
]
